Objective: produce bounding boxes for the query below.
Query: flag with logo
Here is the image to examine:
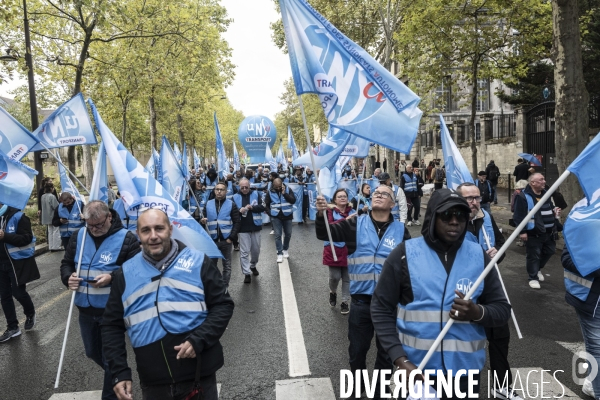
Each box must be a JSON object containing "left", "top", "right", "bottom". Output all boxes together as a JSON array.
[
  {"left": 88, "top": 99, "right": 222, "bottom": 258},
  {"left": 265, "top": 142, "right": 277, "bottom": 171},
  {"left": 159, "top": 136, "right": 186, "bottom": 204},
  {"left": 341, "top": 134, "right": 370, "bottom": 158},
  {"left": 307, "top": 182, "right": 318, "bottom": 220},
  {"left": 0, "top": 106, "right": 38, "bottom": 160},
  {"left": 31, "top": 93, "right": 97, "bottom": 151},
  {"left": 277, "top": 141, "right": 288, "bottom": 170},
  {"left": 88, "top": 141, "right": 109, "bottom": 203},
  {"left": 0, "top": 150, "right": 37, "bottom": 210},
  {"left": 564, "top": 133, "right": 600, "bottom": 275},
  {"left": 279, "top": 0, "right": 422, "bottom": 154},
  {"left": 233, "top": 141, "right": 240, "bottom": 172},
  {"left": 56, "top": 150, "right": 86, "bottom": 204},
  {"left": 293, "top": 126, "right": 350, "bottom": 170},
  {"left": 440, "top": 115, "right": 473, "bottom": 190},
  {"left": 214, "top": 112, "right": 228, "bottom": 176}
]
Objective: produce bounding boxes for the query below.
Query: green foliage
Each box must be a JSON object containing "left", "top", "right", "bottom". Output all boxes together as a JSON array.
[{"left": 496, "top": 62, "right": 554, "bottom": 106}]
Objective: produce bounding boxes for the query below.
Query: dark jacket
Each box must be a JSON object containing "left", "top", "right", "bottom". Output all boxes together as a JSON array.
[
  {"left": 485, "top": 162, "right": 500, "bottom": 184},
  {"left": 371, "top": 189, "right": 511, "bottom": 364},
  {"left": 512, "top": 184, "right": 555, "bottom": 235},
  {"left": 477, "top": 179, "right": 494, "bottom": 204},
  {"left": 102, "top": 240, "right": 235, "bottom": 386},
  {"left": 467, "top": 211, "right": 506, "bottom": 264},
  {"left": 265, "top": 187, "right": 297, "bottom": 221},
  {"left": 236, "top": 192, "right": 265, "bottom": 233},
  {"left": 60, "top": 209, "right": 141, "bottom": 316},
  {"left": 400, "top": 172, "right": 424, "bottom": 198},
  {"left": 0, "top": 207, "right": 40, "bottom": 285},
  {"left": 52, "top": 202, "right": 84, "bottom": 227},
  {"left": 513, "top": 162, "right": 530, "bottom": 182},
  {"left": 562, "top": 247, "right": 600, "bottom": 317},
  {"left": 202, "top": 198, "right": 241, "bottom": 240}
]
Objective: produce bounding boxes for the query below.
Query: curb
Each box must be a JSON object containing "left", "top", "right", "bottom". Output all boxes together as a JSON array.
[{"left": 34, "top": 243, "right": 49, "bottom": 257}]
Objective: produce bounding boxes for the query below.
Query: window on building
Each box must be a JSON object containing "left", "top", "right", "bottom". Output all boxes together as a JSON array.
[
  {"left": 476, "top": 79, "right": 490, "bottom": 112},
  {"left": 433, "top": 79, "right": 452, "bottom": 112}
]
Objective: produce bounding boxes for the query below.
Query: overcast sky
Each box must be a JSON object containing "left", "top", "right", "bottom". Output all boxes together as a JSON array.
[{"left": 0, "top": 0, "right": 292, "bottom": 121}]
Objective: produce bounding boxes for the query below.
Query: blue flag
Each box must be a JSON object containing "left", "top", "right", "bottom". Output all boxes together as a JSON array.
[
  {"left": 160, "top": 136, "right": 186, "bottom": 204},
  {"left": 173, "top": 142, "right": 182, "bottom": 164},
  {"left": 265, "top": 143, "right": 277, "bottom": 171},
  {"left": 338, "top": 178, "right": 357, "bottom": 202},
  {"left": 56, "top": 150, "right": 86, "bottom": 204},
  {"left": 440, "top": 115, "right": 474, "bottom": 190},
  {"left": 279, "top": 0, "right": 422, "bottom": 153},
  {"left": 214, "top": 113, "right": 228, "bottom": 176},
  {"left": 288, "top": 127, "right": 300, "bottom": 161},
  {"left": 182, "top": 143, "right": 190, "bottom": 181},
  {"left": 193, "top": 149, "right": 201, "bottom": 172},
  {"left": 287, "top": 126, "right": 293, "bottom": 149},
  {"left": 307, "top": 182, "right": 318, "bottom": 220},
  {"left": 0, "top": 106, "right": 38, "bottom": 160},
  {"left": 293, "top": 126, "right": 350, "bottom": 170},
  {"left": 564, "top": 133, "right": 600, "bottom": 275},
  {"left": 232, "top": 141, "right": 240, "bottom": 172},
  {"left": 0, "top": 150, "right": 37, "bottom": 210},
  {"left": 89, "top": 99, "right": 222, "bottom": 258},
  {"left": 89, "top": 142, "right": 109, "bottom": 202},
  {"left": 31, "top": 93, "right": 97, "bottom": 151},
  {"left": 288, "top": 183, "right": 304, "bottom": 222},
  {"left": 341, "top": 135, "right": 370, "bottom": 158},
  {"left": 145, "top": 150, "right": 156, "bottom": 176},
  {"left": 277, "top": 141, "right": 288, "bottom": 170}
]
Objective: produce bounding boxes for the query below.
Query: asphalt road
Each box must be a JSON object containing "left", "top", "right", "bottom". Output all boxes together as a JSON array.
[{"left": 0, "top": 219, "right": 588, "bottom": 399}]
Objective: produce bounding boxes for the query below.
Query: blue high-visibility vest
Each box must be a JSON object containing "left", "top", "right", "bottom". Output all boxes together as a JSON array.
[
  {"left": 206, "top": 199, "right": 233, "bottom": 240},
  {"left": 398, "top": 236, "right": 487, "bottom": 373},
  {"left": 403, "top": 173, "right": 418, "bottom": 193},
  {"left": 269, "top": 188, "right": 293, "bottom": 217},
  {"left": 464, "top": 209, "right": 495, "bottom": 251},
  {"left": 564, "top": 269, "right": 594, "bottom": 302},
  {"left": 4, "top": 212, "right": 36, "bottom": 259},
  {"left": 233, "top": 192, "right": 262, "bottom": 226},
  {"left": 225, "top": 181, "right": 235, "bottom": 200},
  {"left": 58, "top": 201, "right": 85, "bottom": 237},
  {"left": 74, "top": 228, "right": 127, "bottom": 309},
  {"left": 324, "top": 208, "right": 356, "bottom": 248},
  {"left": 121, "top": 248, "right": 208, "bottom": 348},
  {"left": 347, "top": 215, "right": 404, "bottom": 295}
]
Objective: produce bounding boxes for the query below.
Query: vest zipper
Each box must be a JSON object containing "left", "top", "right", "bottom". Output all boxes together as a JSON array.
[{"left": 160, "top": 340, "right": 175, "bottom": 383}]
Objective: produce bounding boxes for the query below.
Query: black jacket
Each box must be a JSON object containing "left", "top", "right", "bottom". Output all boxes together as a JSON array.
[
  {"left": 101, "top": 240, "right": 235, "bottom": 386},
  {"left": 466, "top": 211, "right": 506, "bottom": 264},
  {"left": 236, "top": 192, "right": 266, "bottom": 233},
  {"left": 371, "top": 189, "right": 511, "bottom": 365},
  {"left": 477, "top": 179, "right": 494, "bottom": 204},
  {"left": 512, "top": 184, "right": 555, "bottom": 235},
  {"left": 513, "top": 162, "right": 530, "bottom": 182},
  {"left": 265, "top": 187, "right": 297, "bottom": 221},
  {"left": 562, "top": 248, "right": 600, "bottom": 317},
  {"left": 60, "top": 209, "right": 141, "bottom": 316},
  {"left": 485, "top": 162, "right": 500, "bottom": 184},
  {"left": 0, "top": 207, "right": 40, "bottom": 285}
]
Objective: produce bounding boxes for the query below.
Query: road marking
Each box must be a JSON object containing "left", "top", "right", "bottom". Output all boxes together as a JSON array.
[
  {"left": 278, "top": 258, "right": 311, "bottom": 377},
  {"left": 19, "top": 289, "right": 71, "bottom": 326},
  {"left": 40, "top": 322, "right": 67, "bottom": 346},
  {"left": 276, "top": 378, "right": 335, "bottom": 399},
  {"left": 557, "top": 341, "right": 586, "bottom": 356},
  {"left": 48, "top": 391, "right": 102, "bottom": 399}
]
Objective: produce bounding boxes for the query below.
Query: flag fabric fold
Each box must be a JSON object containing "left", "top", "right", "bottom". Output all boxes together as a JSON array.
[
  {"left": 293, "top": 126, "right": 350, "bottom": 170},
  {"left": 182, "top": 143, "right": 190, "bottom": 181},
  {"left": 440, "top": 115, "right": 474, "bottom": 190},
  {"left": 288, "top": 127, "right": 300, "bottom": 161},
  {"left": 265, "top": 143, "right": 277, "bottom": 171},
  {"left": 145, "top": 150, "right": 156, "bottom": 177},
  {"left": 277, "top": 141, "right": 288, "bottom": 170},
  {"left": 233, "top": 141, "right": 240, "bottom": 172},
  {"left": 0, "top": 106, "right": 38, "bottom": 160},
  {"left": 214, "top": 113, "right": 227, "bottom": 175},
  {"left": 88, "top": 141, "right": 109, "bottom": 203},
  {"left": 0, "top": 150, "right": 38, "bottom": 209},
  {"left": 56, "top": 150, "right": 86, "bottom": 204},
  {"left": 173, "top": 142, "right": 182, "bottom": 164},
  {"left": 159, "top": 136, "right": 187, "bottom": 204},
  {"left": 193, "top": 149, "right": 201, "bottom": 172}
]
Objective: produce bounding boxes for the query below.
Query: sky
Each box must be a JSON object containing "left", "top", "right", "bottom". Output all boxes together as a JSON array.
[{"left": 0, "top": 0, "right": 293, "bottom": 122}]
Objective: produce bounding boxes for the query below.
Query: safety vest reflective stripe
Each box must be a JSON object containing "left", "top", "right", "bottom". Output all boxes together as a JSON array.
[
  {"left": 396, "top": 308, "right": 470, "bottom": 324},
  {"left": 124, "top": 301, "right": 207, "bottom": 328},
  {"left": 76, "top": 286, "right": 111, "bottom": 296},
  {"left": 564, "top": 270, "right": 593, "bottom": 288},
  {"left": 123, "top": 281, "right": 160, "bottom": 309},
  {"left": 349, "top": 273, "right": 380, "bottom": 282},
  {"left": 7, "top": 242, "right": 35, "bottom": 254},
  {"left": 207, "top": 220, "right": 233, "bottom": 226},
  {"left": 160, "top": 277, "right": 205, "bottom": 295},
  {"left": 348, "top": 256, "right": 387, "bottom": 265},
  {"left": 271, "top": 203, "right": 292, "bottom": 208},
  {"left": 85, "top": 269, "right": 113, "bottom": 277},
  {"left": 398, "top": 332, "right": 486, "bottom": 353},
  {"left": 67, "top": 219, "right": 82, "bottom": 224}
]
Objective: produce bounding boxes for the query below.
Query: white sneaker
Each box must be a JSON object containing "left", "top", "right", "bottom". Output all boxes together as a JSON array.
[
  {"left": 529, "top": 280, "right": 541, "bottom": 289},
  {"left": 282, "top": 250, "right": 289, "bottom": 258},
  {"left": 414, "top": 220, "right": 421, "bottom": 226},
  {"left": 537, "top": 271, "right": 545, "bottom": 281},
  {"left": 583, "top": 377, "right": 595, "bottom": 398},
  {"left": 277, "top": 254, "right": 283, "bottom": 263},
  {"left": 493, "top": 386, "right": 524, "bottom": 400},
  {"left": 406, "top": 221, "right": 413, "bottom": 226},
  {"left": 269, "top": 230, "right": 274, "bottom": 235}
]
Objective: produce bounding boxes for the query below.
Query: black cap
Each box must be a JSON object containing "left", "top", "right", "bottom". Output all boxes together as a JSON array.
[
  {"left": 433, "top": 189, "right": 471, "bottom": 214},
  {"left": 477, "top": 171, "right": 486, "bottom": 176},
  {"left": 378, "top": 172, "right": 391, "bottom": 182}
]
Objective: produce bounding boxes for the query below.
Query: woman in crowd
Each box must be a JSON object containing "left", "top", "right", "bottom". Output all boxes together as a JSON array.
[
  {"left": 351, "top": 183, "right": 371, "bottom": 216},
  {"left": 40, "top": 183, "right": 61, "bottom": 251},
  {"left": 187, "top": 178, "right": 205, "bottom": 222}
]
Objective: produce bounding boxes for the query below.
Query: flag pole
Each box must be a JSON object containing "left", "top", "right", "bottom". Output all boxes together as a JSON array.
[
  {"left": 356, "top": 160, "right": 367, "bottom": 208},
  {"left": 54, "top": 227, "right": 87, "bottom": 388},
  {"left": 417, "top": 170, "right": 571, "bottom": 370},
  {"left": 297, "top": 95, "right": 338, "bottom": 261},
  {"left": 46, "top": 146, "right": 90, "bottom": 194}
]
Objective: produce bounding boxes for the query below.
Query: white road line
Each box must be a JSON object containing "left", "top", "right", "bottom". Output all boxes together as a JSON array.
[
  {"left": 557, "top": 341, "right": 586, "bottom": 356},
  {"left": 48, "top": 390, "right": 102, "bottom": 399},
  {"left": 276, "top": 378, "right": 335, "bottom": 399},
  {"left": 278, "top": 258, "right": 311, "bottom": 377},
  {"left": 19, "top": 289, "right": 71, "bottom": 326},
  {"left": 40, "top": 322, "right": 67, "bottom": 346}
]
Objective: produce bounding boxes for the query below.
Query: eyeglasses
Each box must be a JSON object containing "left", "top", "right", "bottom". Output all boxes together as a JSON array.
[
  {"left": 464, "top": 196, "right": 482, "bottom": 203},
  {"left": 372, "top": 191, "right": 392, "bottom": 199},
  {"left": 438, "top": 210, "right": 468, "bottom": 223},
  {"left": 87, "top": 214, "right": 109, "bottom": 230}
]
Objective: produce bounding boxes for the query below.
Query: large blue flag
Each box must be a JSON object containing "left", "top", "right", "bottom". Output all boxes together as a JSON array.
[
  {"left": 159, "top": 136, "right": 186, "bottom": 204},
  {"left": 564, "top": 133, "right": 600, "bottom": 276},
  {"left": 265, "top": 143, "right": 278, "bottom": 171},
  {"left": 182, "top": 143, "right": 190, "bottom": 181},
  {"left": 193, "top": 149, "right": 201, "bottom": 172},
  {"left": 440, "top": 115, "right": 474, "bottom": 190},
  {"left": 0, "top": 150, "right": 37, "bottom": 210},
  {"left": 31, "top": 93, "right": 97, "bottom": 151},
  {"left": 88, "top": 142, "right": 109, "bottom": 202},
  {"left": 293, "top": 126, "right": 350, "bottom": 170},
  {"left": 173, "top": 142, "right": 182, "bottom": 164},
  {"left": 0, "top": 106, "right": 38, "bottom": 160},
  {"left": 214, "top": 112, "right": 228, "bottom": 175},
  {"left": 233, "top": 141, "right": 240, "bottom": 172},
  {"left": 89, "top": 99, "right": 222, "bottom": 258},
  {"left": 56, "top": 150, "right": 85, "bottom": 204},
  {"left": 288, "top": 127, "right": 300, "bottom": 161},
  {"left": 279, "top": 0, "right": 422, "bottom": 153}
]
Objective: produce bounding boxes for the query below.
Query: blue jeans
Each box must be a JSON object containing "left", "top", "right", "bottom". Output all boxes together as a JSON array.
[
  {"left": 271, "top": 218, "right": 292, "bottom": 255},
  {"left": 78, "top": 313, "right": 117, "bottom": 400},
  {"left": 576, "top": 308, "right": 600, "bottom": 397},
  {"left": 525, "top": 232, "right": 556, "bottom": 281},
  {"left": 0, "top": 260, "right": 35, "bottom": 330}
]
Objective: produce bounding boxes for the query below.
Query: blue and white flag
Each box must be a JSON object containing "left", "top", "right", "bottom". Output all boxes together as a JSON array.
[
  {"left": 265, "top": 143, "right": 277, "bottom": 171},
  {"left": 564, "top": 133, "right": 600, "bottom": 276},
  {"left": 182, "top": 143, "right": 190, "bottom": 181},
  {"left": 233, "top": 141, "right": 240, "bottom": 172},
  {"left": 0, "top": 106, "right": 38, "bottom": 160},
  {"left": 318, "top": 166, "right": 339, "bottom": 201},
  {"left": 88, "top": 99, "right": 222, "bottom": 259},
  {"left": 338, "top": 178, "right": 357, "bottom": 201},
  {"left": 288, "top": 183, "right": 304, "bottom": 222},
  {"left": 159, "top": 136, "right": 186, "bottom": 204},
  {"left": 440, "top": 115, "right": 473, "bottom": 190},
  {"left": 341, "top": 135, "right": 370, "bottom": 158},
  {"left": 56, "top": 150, "right": 85, "bottom": 204},
  {"left": 288, "top": 127, "right": 300, "bottom": 161},
  {"left": 287, "top": 126, "right": 293, "bottom": 149},
  {"left": 279, "top": 0, "right": 422, "bottom": 153},
  {"left": 193, "top": 149, "right": 201, "bottom": 172},
  {"left": 88, "top": 142, "right": 109, "bottom": 203},
  {"left": 214, "top": 113, "right": 227, "bottom": 175},
  {"left": 0, "top": 150, "right": 37, "bottom": 210},
  {"left": 277, "top": 141, "right": 288, "bottom": 170},
  {"left": 173, "top": 142, "right": 182, "bottom": 164},
  {"left": 307, "top": 182, "right": 318, "bottom": 220},
  {"left": 31, "top": 93, "right": 97, "bottom": 151},
  {"left": 145, "top": 150, "right": 156, "bottom": 176},
  {"left": 293, "top": 126, "right": 350, "bottom": 170}
]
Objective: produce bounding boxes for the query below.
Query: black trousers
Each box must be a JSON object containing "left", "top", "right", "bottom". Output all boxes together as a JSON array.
[{"left": 486, "top": 323, "right": 512, "bottom": 389}]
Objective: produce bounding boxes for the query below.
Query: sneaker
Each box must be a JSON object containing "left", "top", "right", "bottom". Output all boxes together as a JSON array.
[
  {"left": 493, "top": 386, "right": 523, "bottom": 400},
  {"left": 329, "top": 292, "right": 337, "bottom": 307},
  {"left": 537, "top": 271, "right": 545, "bottom": 282},
  {"left": 277, "top": 254, "right": 283, "bottom": 263},
  {"left": 340, "top": 302, "right": 349, "bottom": 315},
  {"left": 24, "top": 313, "right": 36, "bottom": 330},
  {"left": 529, "top": 280, "right": 541, "bottom": 289},
  {"left": 414, "top": 220, "right": 421, "bottom": 226},
  {"left": 583, "top": 378, "right": 595, "bottom": 398},
  {"left": 269, "top": 230, "right": 274, "bottom": 235},
  {"left": 234, "top": 245, "right": 240, "bottom": 251},
  {"left": 406, "top": 221, "right": 413, "bottom": 226},
  {"left": 244, "top": 274, "right": 251, "bottom": 284},
  {"left": 250, "top": 267, "right": 259, "bottom": 276},
  {"left": 0, "top": 328, "right": 22, "bottom": 343},
  {"left": 282, "top": 250, "right": 289, "bottom": 258}
]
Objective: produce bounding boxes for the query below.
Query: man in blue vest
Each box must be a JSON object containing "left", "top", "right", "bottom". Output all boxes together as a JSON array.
[
  {"left": 401, "top": 165, "right": 424, "bottom": 226},
  {"left": 201, "top": 181, "right": 240, "bottom": 287},
  {"left": 315, "top": 185, "right": 410, "bottom": 399},
  {"left": 0, "top": 203, "right": 39, "bottom": 343},
  {"left": 53, "top": 192, "right": 85, "bottom": 249},
  {"left": 372, "top": 189, "right": 511, "bottom": 398},
  {"left": 102, "top": 208, "right": 234, "bottom": 400},
  {"left": 201, "top": 168, "right": 219, "bottom": 200},
  {"left": 60, "top": 201, "right": 140, "bottom": 400},
  {"left": 379, "top": 172, "right": 407, "bottom": 223},
  {"left": 233, "top": 178, "right": 265, "bottom": 283},
  {"left": 265, "top": 178, "right": 296, "bottom": 263}
]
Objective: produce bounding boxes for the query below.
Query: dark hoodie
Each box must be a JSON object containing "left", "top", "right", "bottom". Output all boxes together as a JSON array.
[{"left": 371, "top": 189, "right": 511, "bottom": 365}]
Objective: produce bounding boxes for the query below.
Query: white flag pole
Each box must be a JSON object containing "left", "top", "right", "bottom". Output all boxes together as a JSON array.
[
  {"left": 417, "top": 170, "right": 570, "bottom": 370},
  {"left": 297, "top": 95, "right": 338, "bottom": 261},
  {"left": 356, "top": 160, "right": 367, "bottom": 207}
]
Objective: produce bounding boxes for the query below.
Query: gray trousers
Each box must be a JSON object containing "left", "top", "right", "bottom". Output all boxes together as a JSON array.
[
  {"left": 239, "top": 231, "right": 261, "bottom": 275},
  {"left": 212, "top": 241, "right": 232, "bottom": 286},
  {"left": 329, "top": 266, "right": 350, "bottom": 303}
]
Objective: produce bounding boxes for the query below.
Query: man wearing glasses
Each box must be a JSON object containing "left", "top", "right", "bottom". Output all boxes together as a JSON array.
[
  {"left": 315, "top": 185, "right": 410, "bottom": 398},
  {"left": 60, "top": 200, "right": 140, "bottom": 400},
  {"left": 232, "top": 178, "right": 265, "bottom": 283}
]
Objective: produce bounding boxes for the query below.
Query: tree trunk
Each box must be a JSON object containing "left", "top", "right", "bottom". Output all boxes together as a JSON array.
[
  {"left": 177, "top": 112, "right": 185, "bottom": 151},
  {"left": 149, "top": 91, "right": 158, "bottom": 151},
  {"left": 121, "top": 100, "right": 128, "bottom": 144},
  {"left": 552, "top": 0, "right": 589, "bottom": 210},
  {"left": 469, "top": 65, "right": 479, "bottom": 177}
]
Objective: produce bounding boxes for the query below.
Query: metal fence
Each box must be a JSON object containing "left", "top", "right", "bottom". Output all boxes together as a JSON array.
[{"left": 493, "top": 114, "right": 516, "bottom": 138}]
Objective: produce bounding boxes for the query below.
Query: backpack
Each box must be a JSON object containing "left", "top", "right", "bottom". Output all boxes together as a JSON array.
[
  {"left": 435, "top": 167, "right": 445, "bottom": 182},
  {"left": 488, "top": 166, "right": 499, "bottom": 181}
]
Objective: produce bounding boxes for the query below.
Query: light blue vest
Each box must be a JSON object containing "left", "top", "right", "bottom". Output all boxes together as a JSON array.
[
  {"left": 206, "top": 199, "right": 233, "bottom": 240},
  {"left": 403, "top": 173, "right": 418, "bottom": 193},
  {"left": 58, "top": 201, "right": 85, "bottom": 237},
  {"left": 225, "top": 181, "right": 235, "bottom": 200},
  {"left": 564, "top": 269, "right": 594, "bottom": 301},
  {"left": 4, "top": 212, "right": 36, "bottom": 259},
  {"left": 233, "top": 192, "right": 262, "bottom": 226},
  {"left": 204, "top": 177, "right": 219, "bottom": 199},
  {"left": 113, "top": 199, "right": 138, "bottom": 233},
  {"left": 465, "top": 210, "right": 495, "bottom": 251},
  {"left": 398, "top": 237, "right": 487, "bottom": 373},
  {"left": 324, "top": 208, "right": 356, "bottom": 248},
  {"left": 269, "top": 188, "right": 293, "bottom": 217},
  {"left": 121, "top": 247, "right": 208, "bottom": 348},
  {"left": 347, "top": 215, "right": 404, "bottom": 295},
  {"left": 74, "top": 228, "right": 127, "bottom": 309}
]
